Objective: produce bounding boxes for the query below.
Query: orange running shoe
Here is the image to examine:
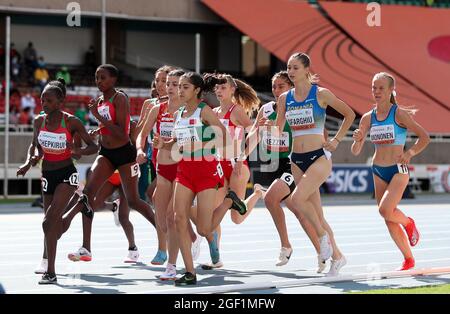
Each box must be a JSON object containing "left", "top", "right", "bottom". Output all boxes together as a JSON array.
[
  {"left": 397, "top": 258, "right": 415, "bottom": 271},
  {"left": 404, "top": 217, "right": 420, "bottom": 247}
]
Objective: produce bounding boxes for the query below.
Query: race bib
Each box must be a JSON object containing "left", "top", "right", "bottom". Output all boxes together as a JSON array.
[
  {"left": 285, "top": 108, "right": 315, "bottom": 130},
  {"left": 175, "top": 127, "right": 200, "bottom": 147},
  {"left": 68, "top": 173, "right": 79, "bottom": 186},
  {"left": 397, "top": 164, "right": 409, "bottom": 174},
  {"left": 262, "top": 131, "right": 290, "bottom": 152},
  {"left": 97, "top": 105, "right": 112, "bottom": 121},
  {"left": 160, "top": 121, "right": 174, "bottom": 140},
  {"left": 280, "top": 173, "right": 295, "bottom": 186},
  {"left": 42, "top": 178, "right": 48, "bottom": 192},
  {"left": 131, "top": 163, "right": 141, "bottom": 177},
  {"left": 220, "top": 119, "right": 230, "bottom": 129},
  {"left": 38, "top": 131, "right": 67, "bottom": 154},
  {"left": 370, "top": 125, "right": 395, "bottom": 145},
  {"left": 216, "top": 162, "right": 224, "bottom": 178}
]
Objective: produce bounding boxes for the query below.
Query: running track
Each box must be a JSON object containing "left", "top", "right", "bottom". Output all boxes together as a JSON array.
[{"left": 1, "top": 195, "right": 450, "bottom": 294}]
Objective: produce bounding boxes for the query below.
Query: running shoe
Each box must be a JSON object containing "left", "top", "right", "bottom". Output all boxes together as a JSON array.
[
  {"left": 276, "top": 247, "right": 292, "bottom": 266},
  {"left": 319, "top": 232, "right": 333, "bottom": 261},
  {"left": 201, "top": 260, "right": 224, "bottom": 270},
  {"left": 253, "top": 184, "right": 267, "bottom": 199},
  {"left": 124, "top": 247, "right": 140, "bottom": 263},
  {"left": 39, "top": 273, "right": 57, "bottom": 285},
  {"left": 159, "top": 263, "right": 177, "bottom": 281},
  {"left": 326, "top": 255, "right": 347, "bottom": 277},
  {"left": 112, "top": 199, "right": 121, "bottom": 227},
  {"left": 151, "top": 250, "right": 167, "bottom": 265},
  {"left": 317, "top": 256, "right": 327, "bottom": 274},
  {"left": 397, "top": 258, "right": 415, "bottom": 271},
  {"left": 34, "top": 258, "right": 48, "bottom": 275},
  {"left": 68, "top": 247, "right": 92, "bottom": 262},
  {"left": 191, "top": 234, "right": 203, "bottom": 261},
  {"left": 226, "top": 190, "right": 247, "bottom": 215},
  {"left": 79, "top": 194, "right": 94, "bottom": 219},
  {"left": 404, "top": 217, "right": 420, "bottom": 247},
  {"left": 175, "top": 272, "right": 197, "bottom": 286}
]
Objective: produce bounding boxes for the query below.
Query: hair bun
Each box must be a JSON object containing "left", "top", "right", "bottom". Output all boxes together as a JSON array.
[{"left": 57, "top": 77, "right": 66, "bottom": 86}]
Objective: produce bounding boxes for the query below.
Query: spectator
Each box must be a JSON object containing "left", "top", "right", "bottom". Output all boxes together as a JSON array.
[
  {"left": 10, "top": 43, "right": 21, "bottom": 62},
  {"left": 18, "top": 107, "right": 32, "bottom": 125},
  {"left": 56, "top": 66, "right": 72, "bottom": 87},
  {"left": 20, "top": 89, "right": 37, "bottom": 114},
  {"left": 75, "top": 103, "right": 89, "bottom": 126},
  {"left": 23, "top": 42, "right": 38, "bottom": 77},
  {"left": 11, "top": 55, "right": 21, "bottom": 82},
  {"left": 9, "top": 106, "right": 19, "bottom": 128},
  {"left": 84, "top": 45, "right": 96, "bottom": 73},
  {"left": 34, "top": 57, "right": 49, "bottom": 92}
]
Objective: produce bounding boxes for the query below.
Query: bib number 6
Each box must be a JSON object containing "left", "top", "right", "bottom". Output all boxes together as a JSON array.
[{"left": 280, "top": 173, "right": 295, "bottom": 187}]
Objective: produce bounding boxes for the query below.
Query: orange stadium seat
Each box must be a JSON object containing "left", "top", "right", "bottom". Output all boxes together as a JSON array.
[{"left": 202, "top": 0, "right": 450, "bottom": 133}]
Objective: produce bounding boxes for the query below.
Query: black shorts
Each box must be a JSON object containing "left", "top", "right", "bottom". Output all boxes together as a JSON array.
[
  {"left": 291, "top": 148, "right": 330, "bottom": 173},
  {"left": 41, "top": 164, "right": 79, "bottom": 195},
  {"left": 100, "top": 142, "right": 137, "bottom": 170},
  {"left": 258, "top": 158, "right": 296, "bottom": 201}
]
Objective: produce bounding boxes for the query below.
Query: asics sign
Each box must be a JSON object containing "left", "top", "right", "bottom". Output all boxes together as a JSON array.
[{"left": 327, "top": 166, "right": 374, "bottom": 193}]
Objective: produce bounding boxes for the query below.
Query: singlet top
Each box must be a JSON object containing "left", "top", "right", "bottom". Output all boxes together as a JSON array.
[
  {"left": 156, "top": 101, "right": 175, "bottom": 141},
  {"left": 38, "top": 113, "right": 73, "bottom": 162},
  {"left": 173, "top": 102, "right": 215, "bottom": 158},
  {"left": 97, "top": 92, "right": 131, "bottom": 136},
  {"left": 285, "top": 85, "right": 326, "bottom": 137},
  {"left": 260, "top": 101, "right": 292, "bottom": 160},
  {"left": 369, "top": 104, "right": 407, "bottom": 147},
  {"left": 213, "top": 104, "right": 243, "bottom": 140}
]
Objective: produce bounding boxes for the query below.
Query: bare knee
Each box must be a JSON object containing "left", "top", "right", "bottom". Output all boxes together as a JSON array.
[
  {"left": 264, "top": 194, "right": 280, "bottom": 212},
  {"left": 119, "top": 213, "right": 130, "bottom": 226},
  {"left": 127, "top": 198, "right": 141, "bottom": 211},
  {"left": 231, "top": 214, "right": 244, "bottom": 225},
  {"left": 175, "top": 214, "right": 187, "bottom": 232},
  {"left": 166, "top": 214, "right": 175, "bottom": 229},
  {"left": 379, "top": 206, "right": 392, "bottom": 220},
  {"left": 196, "top": 225, "right": 209, "bottom": 237}
]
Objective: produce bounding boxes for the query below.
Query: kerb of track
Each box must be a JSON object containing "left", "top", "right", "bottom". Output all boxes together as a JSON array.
[{"left": 146, "top": 267, "right": 450, "bottom": 294}]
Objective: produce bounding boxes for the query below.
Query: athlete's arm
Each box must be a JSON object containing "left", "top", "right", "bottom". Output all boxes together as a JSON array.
[
  {"left": 274, "top": 93, "right": 288, "bottom": 136},
  {"left": 396, "top": 108, "right": 430, "bottom": 164},
  {"left": 135, "top": 98, "right": 156, "bottom": 135},
  {"left": 201, "top": 105, "right": 232, "bottom": 159},
  {"left": 136, "top": 104, "right": 159, "bottom": 152},
  {"left": 243, "top": 106, "right": 265, "bottom": 160},
  {"left": 69, "top": 116, "right": 99, "bottom": 156},
  {"left": 17, "top": 116, "right": 42, "bottom": 177},
  {"left": 351, "top": 112, "right": 370, "bottom": 156},
  {"left": 319, "top": 88, "right": 356, "bottom": 151}
]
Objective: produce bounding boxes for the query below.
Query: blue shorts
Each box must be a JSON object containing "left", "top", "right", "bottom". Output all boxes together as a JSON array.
[{"left": 372, "top": 164, "right": 409, "bottom": 184}]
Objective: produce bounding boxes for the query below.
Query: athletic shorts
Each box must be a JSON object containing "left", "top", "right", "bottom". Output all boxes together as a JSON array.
[
  {"left": 220, "top": 159, "right": 249, "bottom": 182},
  {"left": 258, "top": 158, "right": 295, "bottom": 201},
  {"left": 176, "top": 159, "right": 224, "bottom": 194},
  {"left": 157, "top": 163, "right": 178, "bottom": 183},
  {"left": 372, "top": 164, "right": 409, "bottom": 184},
  {"left": 291, "top": 148, "right": 331, "bottom": 173},
  {"left": 41, "top": 164, "right": 79, "bottom": 195},
  {"left": 108, "top": 172, "right": 121, "bottom": 187},
  {"left": 99, "top": 142, "right": 137, "bottom": 169}
]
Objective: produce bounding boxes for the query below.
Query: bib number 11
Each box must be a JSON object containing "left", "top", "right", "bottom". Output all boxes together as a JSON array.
[{"left": 397, "top": 164, "right": 409, "bottom": 174}]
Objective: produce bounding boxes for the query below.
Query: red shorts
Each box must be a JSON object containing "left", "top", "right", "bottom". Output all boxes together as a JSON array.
[
  {"left": 108, "top": 172, "right": 121, "bottom": 187},
  {"left": 157, "top": 163, "right": 178, "bottom": 183},
  {"left": 176, "top": 159, "right": 224, "bottom": 193},
  {"left": 220, "top": 159, "right": 249, "bottom": 182}
]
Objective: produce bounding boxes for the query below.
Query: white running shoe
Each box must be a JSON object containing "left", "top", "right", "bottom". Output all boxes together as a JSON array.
[
  {"left": 317, "top": 256, "right": 327, "bottom": 274},
  {"left": 34, "top": 258, "right": 48, "bottom": 274},
  {"left": 159, "top": 263, "right": 177, "bottom": 281},
  {"left": 326, "top": 255, "right": 347, "bottom": 277},
  {"left": 253, "top": 184, "right": 267, "bottom": 199},
  {"left": 68, "top": 247, "right": 92, "bottom": 262},
  {"left": 276, "top": 247, "right": 293, "bottom": 266},
  {"left": 319, "top": 233, "right": 333, "bottom": 261},
  {"left": 112, "top": 199, "right": 121, "bottom": 227},
  {"left": 124, "top": 248, "right": 140, "bottom": 263},
  {"left": 191, "top": 234, "right": 203, "bottom": 261}
]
